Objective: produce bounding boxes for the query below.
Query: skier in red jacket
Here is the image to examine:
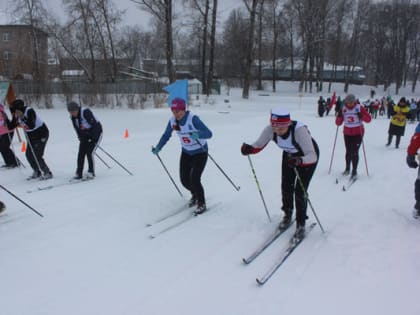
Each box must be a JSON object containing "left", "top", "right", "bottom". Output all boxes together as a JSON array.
[
  {"left": 406, "top": 123, "right": 420, "bottom": 219},
  {"left": 335, "top": 94, "right": 371, "bottom": 179}
]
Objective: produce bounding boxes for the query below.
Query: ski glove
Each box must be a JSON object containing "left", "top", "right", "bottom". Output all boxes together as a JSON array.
[
  {"left": 357, "top": 111, "right": 363, "bottom": 120},
  {"left": 172, "top": 123, "right": 180, "bottom": 131},
  {"left": 151, "top": 147, "right": 160, "bottom": 155},
  {"left": 287, "top": 156, "right": 302, "bottom": 168},
  {"left": 190, "top": 132, "right": 200, "bottom": 141},
  {"left": 406, "top": 154, "right": 418, "bottom": 168},
  {"left": 241, "top": 143, "right": 254, "bottom": 155}
]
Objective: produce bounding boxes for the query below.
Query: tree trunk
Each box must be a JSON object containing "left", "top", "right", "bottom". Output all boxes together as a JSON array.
[
  {"left": 206, "top": 0, "right": 218, "bottom": 97},
  {"left": 242, "top": 0, "right": 258, "bottom": 99}
]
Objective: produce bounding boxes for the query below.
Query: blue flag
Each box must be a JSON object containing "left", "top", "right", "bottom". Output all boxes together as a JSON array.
[{"left": 163, "top": 79, "right": 188, "bottom": 107}]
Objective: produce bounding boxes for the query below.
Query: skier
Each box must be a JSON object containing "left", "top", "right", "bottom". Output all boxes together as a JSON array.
[
  {"left": 241, "top": 108, "right": 319, "bottom": 239},
  {"left": 10, "top": 99, "right": 52, "bottom": 180},
  {"left": 0, "top": 200, "right": 5, "bottom": 214},
  {"left": 406, "top": 123, "right": 420, "bottom": 219},
  {"left": 317, "top": 96, "right": 326, "bottom": 117},
  {"left": 386, "top": 97, "right": 410, "bottom": 148},
  {"left": 0, "top": 102, "right": 19, "bottom": 168},
  {"left": 335, "top": 94, "right": 371, "bottom": 179},
  {"left": 152, "top": 98, "right": 213, "bottom": 215},
  {"left": 67, "top": 101, "right": 103, "bottom": 179}
]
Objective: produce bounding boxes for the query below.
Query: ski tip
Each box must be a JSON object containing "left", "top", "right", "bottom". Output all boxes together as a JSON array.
[
  {"left": 342, "top": 186, "right": 346, "bottom": 191},
  {"left": 256, "top": 278, "right": 265, "bottom": 286},
  {"left": 148, "top": 235, "right": 156, "bottom": 240},
  {"left": 145, "top": 223, "right": 152, "bottom": 227},
  {"left": 242, "top": 258, "right": 250, "bottom": 265},
  {"left": 335, "top": 178, "right": 338, "bottom": 184}
]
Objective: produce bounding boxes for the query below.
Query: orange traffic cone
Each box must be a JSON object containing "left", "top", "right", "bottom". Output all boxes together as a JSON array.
[
  {"left": 21, "top": 141, "right": 26, "bottom": 153},
  {"left": 124, "top": 128, "right": 129, "bottom": 138}
]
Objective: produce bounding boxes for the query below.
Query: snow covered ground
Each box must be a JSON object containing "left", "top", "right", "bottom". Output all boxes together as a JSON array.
[{"left": 1, "top": 81, "right": 419, "bottom": 315}]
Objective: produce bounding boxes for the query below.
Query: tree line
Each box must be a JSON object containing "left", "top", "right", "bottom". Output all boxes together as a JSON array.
[{"left": 5, "top": 0, "right": 420, "bottom": 98}]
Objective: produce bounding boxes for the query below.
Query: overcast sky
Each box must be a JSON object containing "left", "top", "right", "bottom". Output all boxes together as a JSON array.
[{"left": 0, "top": 0, "right": 242, "bottom": 29}]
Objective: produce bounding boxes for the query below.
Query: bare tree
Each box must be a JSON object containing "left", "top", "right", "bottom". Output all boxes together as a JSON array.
[
  {"left": 63, "top": 0, "right": 98, "bottom": 81},
  {"left": 206, "top": 0, "right": 218, "bottom": 96},
  {"left": 117, "top": 25, "right": 155, "bottom": 66},
  {"left": 131, "top": 0, "right": 175, "bottom": 83},
  {"left": 219, "top": 9, "right": 249, "bottom": 85},
  {"left": 184, "top": 0, "right": 210, "bottom": 93},
  {"left": 242, "top": 0, "right": 260, "bottom": 99},
  {"left": 8, "top": 0, "right": 49, "bottom": 79},
  {"left": 255, "top": 0, "right": 265, "bottom": 91},
  {"left": 90, "top": 0, "right": 123, "bottom": 82}
]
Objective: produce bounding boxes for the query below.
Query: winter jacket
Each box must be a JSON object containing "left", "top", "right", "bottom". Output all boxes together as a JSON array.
[
  {"left": 390, "top": 103, "right": 410, "bottom": 127},
  {"left": 156, "top": 111, "right": 212, "bottom": 155},
  {"left": 335, "top": 103, "right": 372, "bottom": 136},
  {"left": 70, "top": 107, "right": 102, "bottom": 142},
  {"left": 0, "top": 104, "right": 12, "bottom": 136},
  {"left": 247, "top": 121, "right": 318, "bottom": 166},
  {"left": 407, "top": 123, "right": 420, "bottom": 156}
]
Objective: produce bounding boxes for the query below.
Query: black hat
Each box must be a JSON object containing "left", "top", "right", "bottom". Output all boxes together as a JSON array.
[
  {"left": 12, "top": 99, "right": 24, "bottom": 111},
  {"left": 67, "top": 101, "right": 80, "bottom": 112}
]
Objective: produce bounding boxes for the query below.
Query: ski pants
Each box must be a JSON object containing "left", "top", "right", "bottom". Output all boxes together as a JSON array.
[
  {"left": 26, "top": 132, "right": 50, "bottom": 174},
  {"left": 76, "top": 134, "right": 102, "bottom": 176},
  {"left": 0, "top": 132, "right": 17, "bottom": 166},
  {"left": 179, "top": 151, "right": 208, "bottom": 205},
  {"left": 281, "top": 151, "right": 318, "bottom": 226},
  {"left": 415, "top": 168, "right": 420, "bottom": 211},
  {"left": 344, "top": 134, "right": 362, "bottom": 172}
]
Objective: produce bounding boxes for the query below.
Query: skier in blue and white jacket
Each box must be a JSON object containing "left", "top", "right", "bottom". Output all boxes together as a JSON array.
[
  {"left": 67, "top": 101, "right": 103, "bottom": 180},
  {"left": 152, "top": 98, "right": 212, "bottom": 214}
]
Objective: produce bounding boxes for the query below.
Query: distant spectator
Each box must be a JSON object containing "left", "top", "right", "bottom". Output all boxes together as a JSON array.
[
  {"left": 386, "top": 97, "right": 410, "bottom": 148},
  {"left": 317, "top": 96, "right": 326, "bottom": 117}
]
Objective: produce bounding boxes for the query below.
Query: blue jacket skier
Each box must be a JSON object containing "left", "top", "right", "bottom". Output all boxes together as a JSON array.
[{"left": 152, "top": 98, "right": 212, "bottom": 214}]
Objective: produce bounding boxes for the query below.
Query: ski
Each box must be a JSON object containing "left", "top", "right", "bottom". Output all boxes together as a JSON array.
[
  {"left": 146, "top": 204, "right": 190, "bottom": 227},
  {"left": 242, "top": 220, "right": 295, "bottom": 265},
  {"left": 256, "top": 222, "right": 316, "bottom": 286},
  {"left": 149, "top": 213, "right": 195, "bottom": 239},
  {"left": 342, "top": 177, "right": 357, "bottom": 191},
  {"left": 148, "top": 202, "right": 221, "bottom": 239},
  {"left": 26, "top": 177, "right": 94, "bottom": 193}
]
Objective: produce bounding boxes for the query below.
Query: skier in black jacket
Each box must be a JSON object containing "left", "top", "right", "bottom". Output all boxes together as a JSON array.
[
  {"left": 10, "top": 99, "right": 52, "bottom": 180},
  {"left": 67, "top": 101, "right": 103, "bottom": 179}
]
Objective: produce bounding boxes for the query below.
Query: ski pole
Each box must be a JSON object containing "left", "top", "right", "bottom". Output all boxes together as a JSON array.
[
  {"left": 23, "top": 130, "right": 44, "bottom": 174},
  {"left": 358, "top": 122, "right": 370, "bottom": 177},
  {"left": 94, "top": 152, "right": 111, "bottom": 169},
  {"left": 0, "top": 184, "right": 43, "bottom": 217},
  {"left": 97, "top": 145, "right": 133, "bottom": 175},
  {"left": 361, "top": 139, "right": 369, "bottom": 176},
  {"left": 194, "top": 139, "right": 240, "bottom": 191},
  {"left": 152, "top": 147, "right": 183, "bottom": 197},
  {"left": 293, "top": 167, "right": 324, "bottom": 233},
  {"left": 328, "top": 125, "right": 339, "bottom": 174},
  {"left": 247, "top": 156, "right": 272, "bottom": 222}
]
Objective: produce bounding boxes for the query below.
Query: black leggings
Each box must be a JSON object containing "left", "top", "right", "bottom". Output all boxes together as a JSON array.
[
  {"left": 0, "top": 132, "right": 17, "bottom": 166},
  {"left": 26, "top": 133, "right": 50, "bottom": 174},
  {"left": 179, "top": 151, "right": 208, "bottom": 204},
  {"left": 344, "top": 134, "right": 362, "bottom": 172},
  {"left": 76, "top": 138, "right": 100, "bottom": 176},
  {"left": 281, "top": 151, "right": 318, "bottom": 226}
]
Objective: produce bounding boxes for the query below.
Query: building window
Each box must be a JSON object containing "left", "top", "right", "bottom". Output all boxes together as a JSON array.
[
  {"left": 3, "top": 51, "right": 12, "bottom": 60},
  {"left": 3, "top": 32, "right": 12, "bottom": 41}
]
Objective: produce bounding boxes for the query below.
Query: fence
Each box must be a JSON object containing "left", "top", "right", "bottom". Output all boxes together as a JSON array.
[{"left": 12, "top": 80, "right": 164, "bottom": 95}]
